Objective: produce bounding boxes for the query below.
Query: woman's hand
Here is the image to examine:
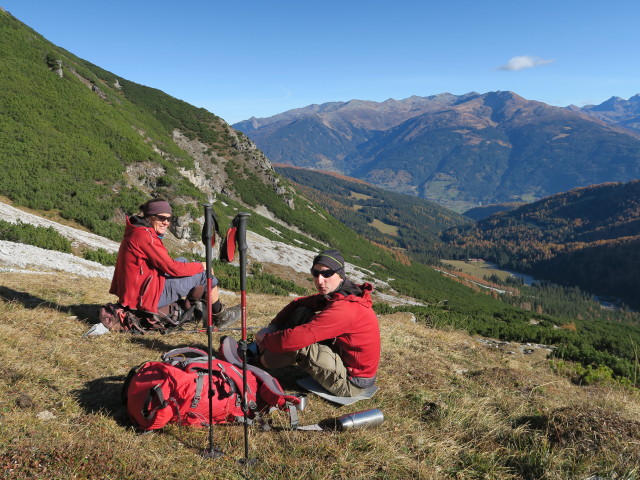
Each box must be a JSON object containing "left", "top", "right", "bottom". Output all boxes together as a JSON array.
[{"left": 201, "top": 262, "right": 214, "bottom": 274}]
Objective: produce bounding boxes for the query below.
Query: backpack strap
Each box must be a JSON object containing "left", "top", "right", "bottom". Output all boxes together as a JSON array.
[
  {"left": 216, "top": 362, "right": 240, "bottom": 399},
  {"left": 143, "top": 384, "right": 168, "bottom": 421},
  {"left": 162, "top": 348, "right": 245, "bottom": 412},
  {"left": 156, "top": 303, "right": 196, "bottom": 328},
  {"left": 191, "top": 373, "right": 206, "bottom": 409},
  {"left": 162, "top": 347, "right": 209, "bottom": 367},
  {"left": 219, "top": 336, "right": 300, "bottom": 402}
]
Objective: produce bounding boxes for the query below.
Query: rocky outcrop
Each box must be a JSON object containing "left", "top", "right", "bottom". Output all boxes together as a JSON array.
[
  {"left": 172, "top": 129, "right": 228, "bottom": 198},
  {"left": 125, "top": 162, "right": 166, "bottom": 193},
  {"left": 52, "top": 60, "right": 63, "bottom": 77},
  {"left": 169, "top": 207, "right": 197, "bottom": 241}
]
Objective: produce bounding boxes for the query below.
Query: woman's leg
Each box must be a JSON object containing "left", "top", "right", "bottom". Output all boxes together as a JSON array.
[{"left": 158, "top": 258, "right": 213, "bottom": 308}]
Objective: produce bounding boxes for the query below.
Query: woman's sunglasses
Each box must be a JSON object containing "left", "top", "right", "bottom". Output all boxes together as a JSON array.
[
  {"left": 153, "top": 215, "right": 172, "bottom": 223},
  {"left": 310, "top": 268, "right": 336, "bottom": 278}
]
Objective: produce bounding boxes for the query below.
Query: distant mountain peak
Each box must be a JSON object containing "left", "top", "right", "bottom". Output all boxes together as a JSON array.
[{"left": 578, "top": 94, "right": 640, "bottom": 136}]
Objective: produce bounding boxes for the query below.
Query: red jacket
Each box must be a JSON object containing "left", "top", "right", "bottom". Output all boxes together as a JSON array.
[
  {"left": 261, "top": 282, "right": 380, "bottom": 381},
  {"left": 110, "top": 216, "right": 204, "bottom": 313}
]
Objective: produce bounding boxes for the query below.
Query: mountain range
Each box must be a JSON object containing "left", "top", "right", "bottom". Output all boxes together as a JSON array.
[{"left": 234, "top": 92, "right": 640, "bottom": 212}]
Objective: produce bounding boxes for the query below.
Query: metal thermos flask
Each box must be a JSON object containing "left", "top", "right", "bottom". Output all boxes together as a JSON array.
[
  {"left": 295, "top": 394, "right": 308, "bottom": 411},
  {"left": 335, "top": 408, "right": 384, "bottom": 431}
]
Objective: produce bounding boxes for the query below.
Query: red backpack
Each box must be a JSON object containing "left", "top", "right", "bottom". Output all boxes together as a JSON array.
[{"left": 122, "top": 345, "right": 300, "bottom": 431}]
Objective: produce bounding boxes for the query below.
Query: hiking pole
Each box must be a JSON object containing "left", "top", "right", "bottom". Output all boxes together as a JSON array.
[
  {"left": 234, "top": 212, "right": 256, "bottom": 467},
  {"left": 200, "top": 203, "right": 224, "bottom": 460}
]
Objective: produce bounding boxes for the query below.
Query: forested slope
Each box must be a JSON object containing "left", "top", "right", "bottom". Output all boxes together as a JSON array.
[{"left": 442, "top": 181, "right": 640, "bottom": 308}]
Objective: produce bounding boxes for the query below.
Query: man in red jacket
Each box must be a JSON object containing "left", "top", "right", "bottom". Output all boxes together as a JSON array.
[
  {"left": 255, "top": 249, "right": 380, "bottom": 397},
  {"left": 110, "top": 198, "right": 240, "bottom": 327}
]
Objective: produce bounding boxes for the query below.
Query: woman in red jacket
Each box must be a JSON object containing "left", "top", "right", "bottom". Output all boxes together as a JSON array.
[
  {"left": 255, "top": 249, "right": 380, "bottom": 397},
  {"left": 110, "top": 199, "right": 240, "bottom": 327}
]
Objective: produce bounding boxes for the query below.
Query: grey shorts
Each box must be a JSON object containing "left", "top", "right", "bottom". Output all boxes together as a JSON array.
[{"left": 157, "top": 257, "right": 216, "bottom": 308}]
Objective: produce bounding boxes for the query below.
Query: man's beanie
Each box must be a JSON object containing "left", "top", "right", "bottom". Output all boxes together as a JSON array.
[
  {"left": 313, "top": 249, "right": 346, "bottom": 279},
  {"left": 141, "top": 199, "right": 172, "bottom": 216}
]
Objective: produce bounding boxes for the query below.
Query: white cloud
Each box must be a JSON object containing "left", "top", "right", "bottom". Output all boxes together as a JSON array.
[{"left": 497, "top": 56, "right": 555, "bottom": 71}]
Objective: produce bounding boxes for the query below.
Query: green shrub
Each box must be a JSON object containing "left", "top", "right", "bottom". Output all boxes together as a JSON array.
[
  {"left": 83, "top": 248, "right": 118, "bottom": 266},
  {"left": 0, "top": 220, "right": 72, "bottom": 253}
]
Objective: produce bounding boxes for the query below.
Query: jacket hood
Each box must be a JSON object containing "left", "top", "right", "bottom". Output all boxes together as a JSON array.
[
  {"left": 329, "top": 280, "right": 373, "bottom": 307},
  {"left": 336, "top": 278, "right": 363, "bottom": 296},
  {"left": 124, "top": 215, "right": 157, "bottom": 240},
  {"left": 127, "top": 215, "right": 150, "bottom": 228}
]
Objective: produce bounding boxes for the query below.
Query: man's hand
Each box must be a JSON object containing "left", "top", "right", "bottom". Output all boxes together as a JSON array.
[{"left": 255, "top": 325, "right": 277, "bottom": 345}]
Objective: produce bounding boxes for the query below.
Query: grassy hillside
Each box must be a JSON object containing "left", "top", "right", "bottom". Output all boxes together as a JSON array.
[
  {"left": 1, "top": 9, "right": 278, "bottom": 241},
  {"left": 1, "top": 272, "right": 639, "bottom": 479}
]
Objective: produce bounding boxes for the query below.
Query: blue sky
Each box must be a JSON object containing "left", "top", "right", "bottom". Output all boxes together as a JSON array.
[{"left": 3, "top": 0, "right": 639, "bottom": 124}]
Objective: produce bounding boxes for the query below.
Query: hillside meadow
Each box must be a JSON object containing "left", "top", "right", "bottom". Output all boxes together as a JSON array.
[{"left": 1, "top": 272, "right": 639, "bottom": 479}]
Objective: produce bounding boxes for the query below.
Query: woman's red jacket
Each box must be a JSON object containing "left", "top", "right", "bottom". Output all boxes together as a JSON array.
[{"left": 110, "top": 216, "right": 203, "bottom": 313}]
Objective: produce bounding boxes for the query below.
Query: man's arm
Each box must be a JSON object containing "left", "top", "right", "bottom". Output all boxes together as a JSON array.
[{"left": 260, "top": 301, "right": 351, "bottom": 353}]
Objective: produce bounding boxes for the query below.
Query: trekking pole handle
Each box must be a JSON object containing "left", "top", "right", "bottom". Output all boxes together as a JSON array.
[
  {"left": 236, "top": 212, "right": 250, "bottom": 251},
  {"left": 202, "top": 203, "right": 213, "bottom": 243},
  {"left": 236, "top": 212, "right": 250, "bottom": 289},
  {"left": 202, "top": 204, "right": 214, "bottom": 278}
]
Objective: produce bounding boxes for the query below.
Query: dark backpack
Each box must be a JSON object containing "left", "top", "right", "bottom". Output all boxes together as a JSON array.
[
  {"left": 122, "top": 346, "right": 301, "bottom": 430},
  {"left": 98, "top": 302, "right": 194, "bottom": 334}
]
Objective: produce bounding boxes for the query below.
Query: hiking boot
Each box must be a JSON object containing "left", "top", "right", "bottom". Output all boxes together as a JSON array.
[{"left": 212, "top": 304, "right": 241, "bottom": 328}]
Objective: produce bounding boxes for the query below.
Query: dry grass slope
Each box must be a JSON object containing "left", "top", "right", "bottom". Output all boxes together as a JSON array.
[{"left": 1, "top": 272, "right": 639, "bottom": 479}]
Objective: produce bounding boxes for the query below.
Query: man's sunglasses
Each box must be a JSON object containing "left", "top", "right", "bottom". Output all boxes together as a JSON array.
[
  {"left": 310, "top": 268, "right": 337, "bottom": 278},
  {"left": 153, "top": 215, "right": 172, "bottom": 223}
]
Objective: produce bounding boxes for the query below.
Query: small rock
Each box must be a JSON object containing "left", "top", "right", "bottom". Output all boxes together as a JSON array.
[
  {"left": 36, "top": 410, "right": 56, "bottom": 421},
  {"left": 16, "top": 394, "right": 33, "bottom": 408}
]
